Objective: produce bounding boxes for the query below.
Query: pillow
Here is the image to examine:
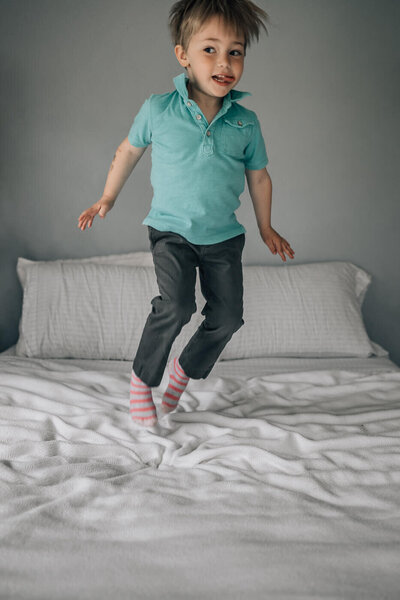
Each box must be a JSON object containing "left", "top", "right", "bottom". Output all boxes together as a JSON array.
[
  {"left": 16, "top": 258, "right": 384, "bottom": 360},
  {"left": 16, "top": 252, "right": 154, "bottom": 358},
  {"left": 16, "top": 252, "right": 154, "bottom": 288},
  {"left": 16, "top": 262, "right": 203, "bottom": 360},
  {"left": 221, "top": 261, "right": 379, "bottom": 359}
]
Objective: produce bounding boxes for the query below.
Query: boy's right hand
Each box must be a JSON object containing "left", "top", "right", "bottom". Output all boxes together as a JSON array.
[{"left": 78, "top": 197, "right": 115, "bottom": 231}]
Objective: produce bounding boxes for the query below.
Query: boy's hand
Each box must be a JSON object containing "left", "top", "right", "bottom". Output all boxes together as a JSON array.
[
  {"left": 78, "top": 197, "right": 115, "bottom": 231},
  {"left": 261, "top": 226, "right": 295, "bottom": 262}
]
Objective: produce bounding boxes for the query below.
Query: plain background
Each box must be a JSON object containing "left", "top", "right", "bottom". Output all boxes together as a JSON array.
[{"left": 0, "top": 0, "right": 399, "bottom": 365}]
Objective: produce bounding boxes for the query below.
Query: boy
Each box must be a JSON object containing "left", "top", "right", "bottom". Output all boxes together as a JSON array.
[{"left": 78, "top": 0, "right": 295, "bottom": 427}]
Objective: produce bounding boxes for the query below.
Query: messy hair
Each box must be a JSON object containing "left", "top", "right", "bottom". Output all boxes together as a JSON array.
[{"left": 168, "top": 0, "right": 270, "bottom": 57}]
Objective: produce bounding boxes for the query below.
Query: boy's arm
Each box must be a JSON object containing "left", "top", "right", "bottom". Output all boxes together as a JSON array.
[
  {"left": 245, "top": 167, "right": 272, "bottom": 233},
  {"left": 245, "top": 167, "right": 295, "bottom": 261},
  {"left": 78, "top": 138, "right": 148, "bottom": 231},
  {"left": 102, "top": 137, "right": 148, "bottom": 202}
]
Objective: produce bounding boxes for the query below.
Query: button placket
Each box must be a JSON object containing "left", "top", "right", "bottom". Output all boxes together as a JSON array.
[
  {"left": 185, "top": 96, "right": 233, "bottom": 157},
  {"left": 202, "top": 124, "right": 214, "bottom": 156},
  {"left": 187, "top": 105, "right": 214, "bottom": 156}
]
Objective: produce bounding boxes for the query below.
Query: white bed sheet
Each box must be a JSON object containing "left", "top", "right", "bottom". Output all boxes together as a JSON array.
[
  {"left": 0, "top": 343, "right": 397, "bottom": 377},
  {"left": 1, "top": 348, "right": 400, "bottom": 599}
]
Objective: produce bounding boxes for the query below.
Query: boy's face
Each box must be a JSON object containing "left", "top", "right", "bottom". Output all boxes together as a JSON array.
[{"left": 175, "top": 15, "right": 245, "bottom": 104}]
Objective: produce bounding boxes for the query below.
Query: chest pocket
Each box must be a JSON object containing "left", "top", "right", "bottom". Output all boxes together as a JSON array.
[{"left": 221, "top": 117, "right": 254, "bottom": 160}]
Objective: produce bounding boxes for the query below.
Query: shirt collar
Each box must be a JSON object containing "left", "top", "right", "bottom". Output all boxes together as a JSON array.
[{"left": 173, "top": 72, "right": 251, "bottom": 109}]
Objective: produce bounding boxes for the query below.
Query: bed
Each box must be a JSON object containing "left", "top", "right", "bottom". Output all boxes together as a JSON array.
[{"left": 1, "top": 252, "right": 399, "bottom": 599}]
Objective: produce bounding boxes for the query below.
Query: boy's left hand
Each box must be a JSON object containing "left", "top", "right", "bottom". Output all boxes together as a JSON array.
[{"left": 261, "top": 226, "right": 295, "bottom": 262}]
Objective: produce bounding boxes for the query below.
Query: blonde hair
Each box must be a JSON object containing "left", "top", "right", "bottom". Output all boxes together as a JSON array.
[{"left": 168, "top": 0, "right": 270, "bottom": 57}]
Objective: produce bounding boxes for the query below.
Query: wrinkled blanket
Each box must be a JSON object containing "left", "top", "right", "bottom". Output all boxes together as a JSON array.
[{"left": 1, "top": 357, "right": 399, "bottom": 599}]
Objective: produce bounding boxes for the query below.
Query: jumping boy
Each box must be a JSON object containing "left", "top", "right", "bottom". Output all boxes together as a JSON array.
[{"left": 78, "top": 0, "right": 295, "bottom": 427}]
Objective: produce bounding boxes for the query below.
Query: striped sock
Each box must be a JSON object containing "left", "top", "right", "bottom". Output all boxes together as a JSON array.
[
  {"left": 129, "top": 370, "right": 158, "bottom": 426},
  {"left": 161, "top": 357, "right": 190, "bottom": 414}
]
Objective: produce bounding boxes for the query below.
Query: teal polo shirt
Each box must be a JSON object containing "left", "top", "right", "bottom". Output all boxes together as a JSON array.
[{"left": 128, "top": 72, "right": 268, "bottom": 245}]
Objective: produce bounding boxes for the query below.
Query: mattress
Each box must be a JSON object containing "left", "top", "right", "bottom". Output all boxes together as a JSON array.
[{"left": 1, "top": 346, "right": 400, "bottom": 599}]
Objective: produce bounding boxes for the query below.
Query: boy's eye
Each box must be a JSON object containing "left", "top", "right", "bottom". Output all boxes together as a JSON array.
[{"left": 203, "top": 47, "right": 242, "bottom": 56}]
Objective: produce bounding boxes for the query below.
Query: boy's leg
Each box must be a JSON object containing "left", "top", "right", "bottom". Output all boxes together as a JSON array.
[
  {"left": 132, "top": 228, "right": 198, "bottom": 388},
  {"left": 178, "top": 233, "right": 245, "bottom": 380}
]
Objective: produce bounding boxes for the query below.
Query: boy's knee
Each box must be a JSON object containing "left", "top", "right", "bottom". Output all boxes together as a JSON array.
[
  {"left": 210, "top": 307, "right": 244, "bottom": 335},
  {"left": 151, "top": 295, "right": 196, "bottom": 324},
  {"left": 173, "top": 299, "right": 197, "bottom": 325},
  {"left": 226, "top": 313, "right": 244, "bottom": 335}
]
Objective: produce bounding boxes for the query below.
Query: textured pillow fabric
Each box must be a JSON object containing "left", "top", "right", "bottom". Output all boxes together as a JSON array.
[
  {"left": 16, "top": 257, "right": 381, "bottom": 360},
  {"left": 222, "top": 261, "right": 376, "bottom": 359},
  {"left": 16, "top": 252, "right": 154, "bottom": 288},
  {"left": 16, "top": 263, "right": 203, "bottom": 360},
  {"left": 16, "top": 252, "right": 154, "bottom": 358}
]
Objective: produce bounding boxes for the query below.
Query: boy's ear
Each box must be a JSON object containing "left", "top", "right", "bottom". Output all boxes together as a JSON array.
[{"left": 174, "top": 44, "right": 190, "bottom": 68}]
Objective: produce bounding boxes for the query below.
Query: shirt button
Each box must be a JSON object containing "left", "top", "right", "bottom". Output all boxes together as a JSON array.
[
  {"left": 196, "top": 114, "right": 202, "bottom": 120},
  {"left": 206, "top": 131, "right": 211, "bottom": 136},
  {"left": 187, "top": 101, "right": 192, "bottom": 106},
  {"left": 237, "top": 120, "right": 243, "bottom": 126}
]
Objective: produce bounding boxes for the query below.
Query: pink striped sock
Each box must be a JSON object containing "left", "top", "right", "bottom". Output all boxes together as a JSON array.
[
  {"left": 129, "top": 370, "right": 158, "bottom": 426},
  {"left": 161, "top": 357, "right": 190, "bottom": 414}
]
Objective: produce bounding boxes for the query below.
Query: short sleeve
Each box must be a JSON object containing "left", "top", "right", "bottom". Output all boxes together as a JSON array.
[
  {"left": 244, "top": 116, "right": 268, "bottom": 170},
  {"left": 128, "top": 96, "right": 152, "bottom": 147}
]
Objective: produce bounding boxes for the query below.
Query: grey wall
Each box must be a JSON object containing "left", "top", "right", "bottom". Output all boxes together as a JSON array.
[{"left": 1, "top": 0, "right": 399, "bottom": 364}]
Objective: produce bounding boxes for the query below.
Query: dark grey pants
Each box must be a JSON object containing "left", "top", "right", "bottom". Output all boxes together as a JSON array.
[{"left": 132, "top": 226, "right": 245, "bottom": 387}]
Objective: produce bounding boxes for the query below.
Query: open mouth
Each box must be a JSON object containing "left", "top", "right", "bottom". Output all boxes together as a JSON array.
[{"left": 212, "top": 75, "right": 235, "bottom": 85}]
